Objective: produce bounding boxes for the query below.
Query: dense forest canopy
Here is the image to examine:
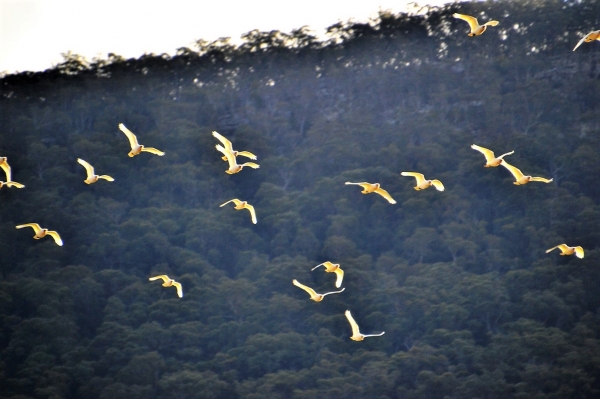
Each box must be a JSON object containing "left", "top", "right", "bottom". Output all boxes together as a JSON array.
[{"left": 2, "top": 0, "right": 600, "bottom": 398}]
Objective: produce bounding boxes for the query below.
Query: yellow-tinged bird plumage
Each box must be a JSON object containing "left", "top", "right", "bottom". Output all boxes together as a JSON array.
[
  {"left": 293, "top": 279, "right": 345, "bottom": 302},
  {"left": 215, "top": 144, "right": 260, "bottom": 174},
  {"left": 212, "top": 131, "right": 257, "bottom": 161},
  {"left": 311, "top": 261, "right": 344, "bottom": 288},
  {"left": 16, "top": 223, "right": 63, "bottom": 246},
  {"left": 77, "top": 158, "right": 114, "bottom": 184},
  {"left": 500, "top": 160, "right": 553, "bottom": 185},
  {"left": 345, "top": 182, "right": 396, "bottom": 204},
  {"left": 0, "top": 157, "right": 25, "bottom": 188},
  {"left": 344, "top": 310, "right": 385, "bottom": 341},
  {"left": 220, "top": 199, "right": 257, "bottom": 224},
  {"left": 471, "top": 144, "right": 514, "bottom": 167},
  {"left": 573, "top": 30, "right": 600, "bottom": 51},
  {"left": 149, "top": 275, "right": 183, "bottom": 298},
  {"left": 546, "top": 244, "right": 584, "bottom": 259},
  {"left": 453, "top": 13, "right": 499, "bottom": 36},
  {"left": 118, "top": 123, "right": 165, "bottom": 157},
  {"left": 401, "top": 172, "right": 445, "bottom": 191}
]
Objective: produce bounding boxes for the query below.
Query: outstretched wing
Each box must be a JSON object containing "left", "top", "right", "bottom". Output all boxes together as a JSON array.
[
  {"left": 431, "top": 180, "right": 445, "bottom": 192},
  {"left": 236, "top": 151, "right": 257, "bottom": 160},
  {"left": 545, "top": 245, "right": 561, "bottom": 254},
  {"left": 16, "top": 223, "right": 42, "bottom": 234},
  {"left": 401, "top": 172, "right": 426, "bottom": 186},
  {"left": 453, "top": 13, "right": 479, "bottom": 31},
  {"left": 141, "top": 147, "right": 165, "bottom": 156},
  {"left": 0, "top": 161, "right": 12, "bottom": 181},
  {"left": 77, "top": 158, "right": 95, "bottom": 179},
  {"left": 344, "top": 310, "right": 362, "bottom": 337},
  {"left": 212, "top": 131, "right": 233, "bottom": 152},
  {"left": 293, "top": 279, "right": 318, "bottom": 298},
  {"left": 574, "top": 246, "right": 584, "bottom": 259},
  {"left": 216, "top": 144, "right": 237, "bottom": 169},
  {"left": 483, "top": 20, "right": 499, "bottom": 27},
  {"left": 374, "top": 187, "right": 397, "bottom": 204},
  {"left": 334, "top": 268, "right": 344, "bottom": 288},
  {"left": 118, "top": 123, "right": 140, "bottom": 149},
  {"left": 471, "top": 144, "right": 496, "bottom": 162},
  {"left": 530, "top": 177, "right": 553, "bottom": 183},
  {"left": 499, "top": 161, "right": 525, "bottom": 181},
  {"left": 172, "top": 282, "right": 184, "bottom": 298},
  {"left": 241, "top": 162, "right": 260, "bottom": 169},
  {"left": 321, "top": 287, "right": 345, "bottom": 297},
  {"left": 573, "top": 35, "right": 588, "bottom": 51},
  {"left": 46, "top": 231, "right": 63, "bottom": 246},
  {"left": 220, "top": 198, "right": 242, "bottom": 207},
  {"left": 244, "top": 203, "right": 258, "bottom": 224},
  {"left": 98, "top": 175, "right": 115, "bottom": 182},
  {"left": 149, "top": 275, "right": 170, "bottom": 283}
]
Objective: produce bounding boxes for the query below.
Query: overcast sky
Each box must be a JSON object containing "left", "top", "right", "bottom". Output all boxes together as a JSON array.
[{"left": 0, "top": 0, "right": 451, "bottom": 74}]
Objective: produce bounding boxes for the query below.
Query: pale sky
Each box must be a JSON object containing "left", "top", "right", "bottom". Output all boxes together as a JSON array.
[{"left": 0, "top": 0, "right": 451, "bottom": 74}]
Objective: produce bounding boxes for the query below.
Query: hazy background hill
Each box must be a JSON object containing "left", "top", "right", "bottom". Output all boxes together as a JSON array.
[{"left": 1, "top": 1, "right": 600, "bottom": 398}]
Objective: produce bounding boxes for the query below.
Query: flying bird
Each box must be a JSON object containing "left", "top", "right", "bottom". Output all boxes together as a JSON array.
[
  {"left": 311, "top": 261, "right": 344, "bottom": 288},
  {"left": 0, "top": 158, "right": 25, "bottom": 188},
  {"left": 215, "top": 144, "right": 260, "bottom": 174},
  {"left": 220, "top": 199, "right": 257, "bottom": 224},
  {"left": 16, "top": 223, "right": 63, "bottom": 246},
  {"left": 500, "top": 160, "right": 553, "bottom": 185},
  {"left": 453, "top": 13, "right": 499, "bottom": 36},
  {"left": 344, "top": 310, "right": 385, "bottom": 341},
  {"left": 573, "top": 30, "right": 600, "bottom": 51},
  {"left": 344, "top": 182, "right": 396, "bottom": 204},
  {"left": 471, "top": 144, "right": 514, "bottom": 167},
  {"left": 546, "top": 244, "right": 584, "bottom": 259},
  {"left": 212, "top": 131, "right": 257, "bottom": 161},
  {"left": 77, "top": 158, "right": 114, "bottom": 184},
  {"left": 401, "top": 172, "right": 445, "bottom": 191},
  {"left": 118, "top": 123, "right": 165, "bottom": 157},
  {"left": 149, "top": 275, "right": 183, "bottom": 298},
  {"left": 292, "top": 279, "right": 345, "bottom": 302}
]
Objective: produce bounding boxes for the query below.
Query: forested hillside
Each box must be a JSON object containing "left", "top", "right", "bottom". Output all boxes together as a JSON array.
[{"left": 2, "top": 0, "right": 600, "bottom": 398}]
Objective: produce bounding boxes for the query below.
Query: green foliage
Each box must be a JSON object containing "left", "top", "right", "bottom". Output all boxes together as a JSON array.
[{"left": 1, "top": 0, "right": 600, "bottom": 397}]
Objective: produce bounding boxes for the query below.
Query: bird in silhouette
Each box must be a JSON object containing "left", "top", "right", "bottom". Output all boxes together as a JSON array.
[
  {"left": 0, "top": 158, "right": 25, "bottom": 188},
  {"left": 293, "top": 279, "right": 345, "bottom": 302},
  {"left": 215, "top": 144, "right": 260, "bottom": 174},
  {"left": 546, "top": 244, "right": 584, "bottom": 259},
  {"left": 149, "top": 275, "right": 183, "bottom": 298},
  {"left": 77, "top": 158, "right": 114, "bottom": 184},
  {"left": 345, "top": 182, "right": 396, "bottom": 204},
  {"left": 311, "top": 261, "right": 344, "bottom": 288},
  {"left": 220, "top": 199, "right": 257, "bottom": 224},
  {"left": 118, "top": 123, "right": 165, "bottom": 157},
  {"left": 16, "top": 223, "right": 63, "bottom": 246},
  {"left": 344, "top": 310, "right": 385, "bottom": 341},
  {"left": 471, "top": 144, "right": 514, "bottom": 167},
  {"left": 573, "top": 30, "right": 600, "bottom": 51},
  {"left": 500, "top": 160, "right": 553, "bottom": 185},
  {"left": 401, "top": 172, "right": 445, "bottom": 191},
  {"left": 453, "top": 13, "right": 499, "bottom": 36},
  {"left": 212, "top": 131, "right": 257, "bottom": 161}
]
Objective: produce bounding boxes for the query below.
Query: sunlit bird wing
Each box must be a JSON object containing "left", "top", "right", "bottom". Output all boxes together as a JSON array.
[
  {"left": 99, "top": 175, "right": 115, "bottom": 181},
  {"left": 334, "top": 268, "right": 344, "bottom": 288},
  {"left": 374, "top": 187, "right": 397, "bottom": 204},
  {"left": 236, "top": 151, "right": 257, "bottom": 160},
  {"left": 16, "top": 223, "right": 42, "bottom": 234},
  {"left": 530, "top": 177, "right": 553, "bottom": 183},
  {"left": 172, "top": 282, "right": 184, "bottom": 298},
  {"left": 453, "top": 13, "right": 480, "bottom": 31},
  {"left": 149, "top": 275, "right": 171, "bottom": 283},
  {"left": 212, "top": 131, "right": 233, "bottom": 152},
  {"left": 401, "top": 172, "right": 426, "bottom": 186},
  {"left": 500, "top": 161, "right": 525, "bottom": 181},
  {"left": 77, "top": 158, "right": 95, "bottom": 179},
  {"left": 220, "top": 199, "right": 242, "bottom": 207},
  {"left": 216, "top": 144, "right": 237, "bottom": 169},
  {"left": 46, "top": 231, "right": 63, "bottom": 246},
  {"left": 345, "top": 310, "right": 362, "bottom": 337},
  {"left": 293, "top": 279, "right": 319, "bottom": 298},
  {"left": 244, "top": 203, "right": 258, "bottom": 224},
  {"left": 0, "top": 162, "right": 12, "bottom": 181},
  {"left": 471, "top": 144, "right": 496, "bottom": 162},
  {"left": 141, "top": 147, "right": 165, "bottom": 156},
  {"left": 431, "top": 180, "right": 445, "bottom": 191},
  {"left": 574, "top": 246, "right": 585, "bottom": 259},
  {"left": 118, "top": 123, "right": 140, "bottom": 149}
]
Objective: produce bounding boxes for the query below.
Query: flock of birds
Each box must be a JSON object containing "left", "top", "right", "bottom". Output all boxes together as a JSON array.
[{"left": 1, "top": 11, "right": 591, "bottom": 342}]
